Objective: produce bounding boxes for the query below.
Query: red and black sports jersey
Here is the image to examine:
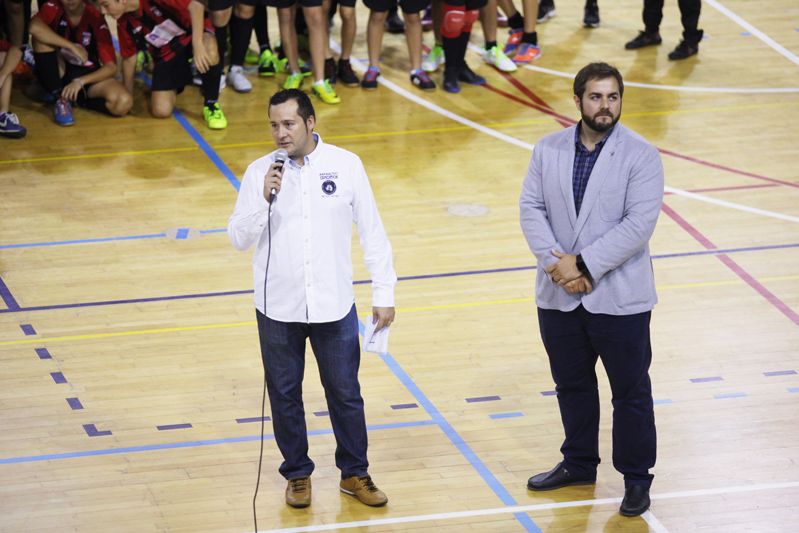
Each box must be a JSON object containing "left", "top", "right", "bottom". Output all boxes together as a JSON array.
[
  {"left": 116, "top": 0, "right": 212, "bottom": 62},
  {"left": 34, "top": 0, "right": 116, "bottom": 67}
]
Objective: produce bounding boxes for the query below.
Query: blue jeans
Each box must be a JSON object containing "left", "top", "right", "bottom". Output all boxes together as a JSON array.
[{"left": 256, "top": 304, "right": 369, "bottom": 480}]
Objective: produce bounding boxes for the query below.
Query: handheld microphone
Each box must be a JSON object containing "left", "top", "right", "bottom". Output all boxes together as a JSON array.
[{"left": 269, "top": 149, "right": 288, "bottom": 204}]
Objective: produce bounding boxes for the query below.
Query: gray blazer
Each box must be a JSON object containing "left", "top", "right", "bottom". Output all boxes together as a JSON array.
[{"left": 520, "top": 123, "right": 664, "bottom": 315}]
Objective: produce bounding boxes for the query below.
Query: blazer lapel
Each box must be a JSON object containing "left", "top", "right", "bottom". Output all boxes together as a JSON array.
[
  {"left": 559, "top": 128, "right": 578, "bottom": 229},
  {"left": 571, "top": 126, "right": 622, "bottom": 245}
]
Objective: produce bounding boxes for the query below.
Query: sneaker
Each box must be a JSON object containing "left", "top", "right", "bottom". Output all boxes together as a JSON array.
[
  {"left": 337, "top": 59, "right": 359, "bottom": 87},
  {"left": 483, "top": 45, "right": 517, "bottom": 72},
  {"left": 668, "top": 39, "right": 699, "bottom": 60},
  {"left": 410, "top": 69, "right": 436, "bottom": 91},
  {"left": 298, "top": 58, "right": 312, "bottom": 77},
  {"left": 537, "top": 0, "right": 557, "bottom": 23},
  {"left": 583, "top": 0, "right": 600, "bottom": 28},
  {"left": 245, "top": 48, "right": 260, "bottom": 65},
  {"left": 443, "top": 67, "right": 460, "bottom": 93},
  {"left": 339, "top": 475, "right": 387, "bottom": 507},
  {"left": 283, "top": 72, "right": 304, "bottom": 90},
  {"left": 422, "top": 44, "right": 445, "bottom": 72},
  {"left": 497, "top": 11, "right": 508, "bottom": 28},
  {"left": 227, "top": 65, "right": 252, "bottom": 93},
  {"left": 361, "top": 66, "right": 380, "bottom": 90},
  {"left": 385, "top": 11, "right": 405, "bottom": 34},
  {"left": 286, "top": 477, "right": 311, "bottom": 508},
  {"left": 503, "top": 29, "right": 522, "bottom": 56},
  {"left": 54, "top": 98, "right": 74, "bottom": 126},
  {"left": 512, "top": 42, "right": 542, "bottom": 64},
  {"left": 421, "top": 6, "right": 433, "bottom": 31},
  {"left": 324, "top": 57, "right": 337, "bottom": 84},
  {"left": 312, "top": 79, "right": 341, "bottom": 104},
  {"left": 258, "top": 49, "right": 279, "bottom": 77},
  {"left": 0, "top": 112, "right": 27, "bottom": 139},
  {"left": 625, "top": 31, "right": 662, "bottom": 50},
  {"left": 203, "top": 102, "right": 228, "bottom": 130},
  {"left": 458, "top": 64, "right": 486, "bottom": 85}
]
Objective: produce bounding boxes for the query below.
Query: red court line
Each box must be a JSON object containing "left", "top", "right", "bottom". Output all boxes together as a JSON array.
[
  {"left": 484, "top": 76, "right": 799, "bottom": 189},
  {"left": 668, "top": 183, "right": 778, "bottom": 194},
  {"left": 660, "top": 202, "right": 799, "bottom": 327}
]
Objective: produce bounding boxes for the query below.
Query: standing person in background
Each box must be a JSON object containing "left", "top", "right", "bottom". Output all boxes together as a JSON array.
[
  {"left": 520, "top": 62, "right": 663, "bottom": 518},
  {"left": 0, "top": 38, "right": 26, "bottom": 138},
  {"left": 228, "top": 89, "right": 396, "bottom": 509},
  {"left": 624, "top": 0, "right": 702, "bottom": 60}
]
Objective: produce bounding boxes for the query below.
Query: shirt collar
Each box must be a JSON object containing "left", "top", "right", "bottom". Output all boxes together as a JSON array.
[{"left": 288, "top": 132, "right": 323, "bottom": 168}]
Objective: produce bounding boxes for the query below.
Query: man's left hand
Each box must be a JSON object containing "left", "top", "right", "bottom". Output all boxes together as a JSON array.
[
  {"left": 546, "top": 250, "right": 582, "bottom": 285},
  {"left": 372, "top": 306, "right": 395, "bottom": 332}
]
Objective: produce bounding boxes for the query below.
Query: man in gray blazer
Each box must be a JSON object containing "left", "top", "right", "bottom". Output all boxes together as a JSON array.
[{"left": 519, "top": 62, "right": 664, "bottom": 517}]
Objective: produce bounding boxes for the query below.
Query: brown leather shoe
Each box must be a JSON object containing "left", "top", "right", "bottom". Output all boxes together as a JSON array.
[
  {"left": 339, "top": 475, "right": 388, "bottom": 506},
  {"left": 285, "top": 476, "right": 311, "bottom": 508}
]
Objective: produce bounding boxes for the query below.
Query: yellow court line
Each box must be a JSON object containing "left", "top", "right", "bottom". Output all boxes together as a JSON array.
[{"left": 1, "top": 275, "right": 796, "bottom": 347}]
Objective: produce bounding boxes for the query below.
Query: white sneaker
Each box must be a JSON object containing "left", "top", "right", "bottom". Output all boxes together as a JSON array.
[
  {"left": 422, "top": 45, "right": 445, "bottom": 72},
  {"left": 483, "top": 45, "right": 517, "bottom": 72},
  {"left": 226, "top": 65, "right": 251, "bottom": 93}
]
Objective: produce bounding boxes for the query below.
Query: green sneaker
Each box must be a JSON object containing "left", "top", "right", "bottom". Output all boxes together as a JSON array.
[
  {"left": 422, "top": 44, "right": 445, "bottom": 72},
  {"left": 203, "top": 103, "right": 228, "bottom": 130},
  {"left": 283, "top": 57, "right": 312, "bottom": 77},
  {"left": 283, "top": 72, "right": 304, "bottom": 90},
  {"left": 245, "top": 48, "right": 260, "bottom": 65},
  {"left": 312, "top": 79, "right": 341, "bottom": 104},
  {"left": 258, "top": 49, "right": 278, "bottom": 77}
]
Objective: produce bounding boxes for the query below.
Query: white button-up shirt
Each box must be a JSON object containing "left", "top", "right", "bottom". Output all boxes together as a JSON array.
[{"left": 228, "top": 134, "right": 397, "bottom": 323}]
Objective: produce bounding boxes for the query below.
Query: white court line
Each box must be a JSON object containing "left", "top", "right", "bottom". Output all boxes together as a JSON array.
[
  {"left": 337, "top": 41, "right": 799, "bottom": 225},
  {"left": 465, "top": 44, "right": 799, "bottom": 93},
  {"left": 706, "top": 0, "right": 799, "bottom": 68},
  {"left": 643, "top": 510, "right": 671, "bottom": 533},
  {"left": 258, "top": 480, "right": 799, "bottom": 532}
]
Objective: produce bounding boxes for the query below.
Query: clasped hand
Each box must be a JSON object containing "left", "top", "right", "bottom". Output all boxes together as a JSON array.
[{"left": 545, "top": 250, "right": 593, "bottom": 294}]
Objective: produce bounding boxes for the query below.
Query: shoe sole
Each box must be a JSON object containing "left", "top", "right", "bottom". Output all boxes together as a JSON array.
[
  {"left": 286, "top": 500, "right": 310, "bottom": 508},
  {"left": 527, "top": 479, "right": 596, "bottom": 491},
  {"left": 537, "top": 11, "right": 557, "bottom": 23},
  {"left": 619, "top": 503, "right": 650, "bottom": 517},
  {"left": 339, "top": 487, "right": 388, "bottom": 507},
  {"left": 0, "top": 131, "right": 27, "bottom": 139}
]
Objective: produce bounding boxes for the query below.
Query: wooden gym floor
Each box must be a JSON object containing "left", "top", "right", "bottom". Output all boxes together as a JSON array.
[{"left": 1, "top": 0, "right": 798, "bottom": 531}]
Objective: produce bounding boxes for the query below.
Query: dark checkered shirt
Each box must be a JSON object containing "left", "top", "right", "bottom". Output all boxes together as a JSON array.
[{"left": 572, "top": 123, "right": 612, "bottom": 215}]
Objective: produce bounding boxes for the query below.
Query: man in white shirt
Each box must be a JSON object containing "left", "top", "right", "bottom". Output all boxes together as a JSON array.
[{"left": 228, "top": 89, "right": 396, "bottom": 509}]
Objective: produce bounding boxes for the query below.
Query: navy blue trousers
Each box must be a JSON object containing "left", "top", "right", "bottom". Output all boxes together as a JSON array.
[
  {"left": 538, "top": 305, "right": 656, "bottom": 488},
  {"left": 256, "top": 304, "right": 369, "bottom": 480}
]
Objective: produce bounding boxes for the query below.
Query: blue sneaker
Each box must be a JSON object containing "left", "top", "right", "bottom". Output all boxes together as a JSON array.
[
  {"left": 54, "top": 98, "right": 74, "bottom": 126},
  {"left": 0, "top": 112, "right": 27, "bottom": 139}
]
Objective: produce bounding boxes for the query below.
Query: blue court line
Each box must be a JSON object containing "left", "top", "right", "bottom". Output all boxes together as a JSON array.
[
  {"left": 362, "top": 322, "right": 541, "bottom": 532},
  {"left": 2, "top": 240, "right": 798, "bottom": 315},
  {"left": 0, "top": 419, "right": 436, "bottom": 465},
  {"left": 0, "top": 233, "right": 167, "bottom": 249},
  {"left": 714, "top": 392, "right": 748, "bottom": 399},
  {"left": 489, "top": 412, "right": 524, "bottom": 419},
  {"left": 0, "top": 275, "right": 20, "bottom": 310}
]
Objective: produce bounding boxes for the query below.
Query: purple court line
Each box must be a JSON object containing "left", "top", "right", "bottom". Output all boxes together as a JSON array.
[
  {"left": 83, "top": 424, "right": 112, "bottom": 437},
  {"left": 489, "top": 412, "right": 524, "bottom": 419},
  {"left": 0, "top": 275, "right": 20, "bottom": 310},
  {"left": 35, "top": 348, "right": 52, "bottom": 359},
  {"left": 51, "top": 372, "right": 67, "bottom": 384},
  {"left": 540, "top": 390, "right": 557, "bottom": 396},
  {"left": 1, "top": 241, "right": 797, "bottom": 315},
  {"left": 466, "top": 395, "right": 501, "bottom": 403},
  {"left": 20, "top": 324, "right": 36, "bottom": 335},
  {"left": 236, "top": 416, "right": 271, "bottom": 423},
  {"left": 66, "top": 398, "right": 84, "bottom": 410},
  {"left": 313, "top": 411, "right": 329, "bottom": 417},
  {"left": 714, "top": 392, "right": 748, "bottom": 399},
  {"left": 789, "top": 387, "right": 799, "bottom": 393},
  {"left": 691, "top": 376, "right": 723, "bottom": 383},
  {"left": 390, "top": 403, "right": 419, "bottom": 409},
  {"left": 764, "top": 370, "right": 797, "bottom": 377},
  {"left": 157, "top": 423, "right": 193, "bottom": 431},
  {"left": 175, "top": 228, "right": 190, "bottom": 240}
]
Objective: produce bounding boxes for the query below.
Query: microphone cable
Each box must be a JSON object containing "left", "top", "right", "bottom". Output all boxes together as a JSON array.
[{"left": 253, "top": 179, "right": 277, "bottom": 533}]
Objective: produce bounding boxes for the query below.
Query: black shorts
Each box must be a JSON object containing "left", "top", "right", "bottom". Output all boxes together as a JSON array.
[
  {"left": 364, "top": 0, "right": 426, "bottom": 14},
  {"left": 151, "top": 46, "right": 193, "bottom": 93},
  {"left": 266, "top": 0, "right": 323, "bottom": 9},
  {"left": 336, "top": 0, "right": 356, "bottom": 8},
  {"left": 62, "top": 64, "right": 109, "bottom": 113},
  {"left": 207, "top": 0, "right": 257, "bottom": 10},
  {"left": 443, "top": 0, "right": 487, "bottom": 8}
]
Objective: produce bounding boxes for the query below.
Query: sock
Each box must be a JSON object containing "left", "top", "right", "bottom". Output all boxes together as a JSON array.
[
  {"left": 202, "top": 63, "right": 222, "bottom": 104},
  {"left": 522, "top": 31, "right": 538, "bottom": 45},
  {"left": 485, "top": 40, "right": 497, "bottom": 50},
  {"left": 229, "top": 15, "right": 254, "bottom": 67},
  {"left": 507, "top": 13, "right": 524, "bottom": 30},
  {"left": 214, "top": 25, "right": 228, "bottom": 70},
  {"left": 33, "top": 51, "right": 62, "bottom": 95},
  {"left": 254, "top": 5, "right": 271, "bottom": 50}
]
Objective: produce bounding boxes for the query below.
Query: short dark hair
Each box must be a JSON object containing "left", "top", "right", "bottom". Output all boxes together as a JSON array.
[
  {"left": 268, "top": 89, "right": 316, "bottom": 123},
  {"left": 573, "top": 62, "right": 624, "bottom": 99}
]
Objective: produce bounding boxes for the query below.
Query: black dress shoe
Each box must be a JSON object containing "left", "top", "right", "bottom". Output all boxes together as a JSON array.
[
  {"left": 583, "top": 0, "right": 599, "bottom": 28},
  {"left": 457, "top": 64, "right": 485, "bottom": 85},
  {"left": 668, "top": 40, "right": 699, "bottom": 60},
  {"left": 443, "top": 67, "right": 461, "bottom": 93},
  {"left": 625, "top": 31, "right": 662, "bottom": 50},
  {"left": 619, "top": 485, "right": 650, "bottom": 516},
  {"left": 527, "top": 462, "right": 596, "bottom": 491}
]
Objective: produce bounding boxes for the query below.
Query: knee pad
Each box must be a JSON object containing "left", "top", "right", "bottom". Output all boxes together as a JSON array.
[
  {"left": 463, "top": 9, "right": 478, "bottom": 32},
  {"left": 441, "top": 5, "right": 465, "bottom": 39}
]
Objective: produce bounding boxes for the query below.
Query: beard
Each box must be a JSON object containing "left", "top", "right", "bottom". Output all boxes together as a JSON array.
[{"left": 580, "top": 107, "right": 620, "bottom": 133}]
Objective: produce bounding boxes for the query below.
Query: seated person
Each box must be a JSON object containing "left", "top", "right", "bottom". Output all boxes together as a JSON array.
[{"left": 0, "top": 38, "right": 27, "bottom": 138}]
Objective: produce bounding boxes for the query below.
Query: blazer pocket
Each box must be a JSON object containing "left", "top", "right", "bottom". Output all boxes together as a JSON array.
[{"left": 599, "top": 188, "right": 626, "bottom": 222}]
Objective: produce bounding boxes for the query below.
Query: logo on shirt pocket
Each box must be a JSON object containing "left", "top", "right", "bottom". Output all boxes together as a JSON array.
[{"left": 322, "top": 180, "right": 337, "bottom": 195}]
